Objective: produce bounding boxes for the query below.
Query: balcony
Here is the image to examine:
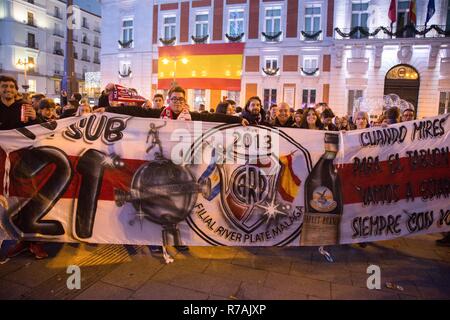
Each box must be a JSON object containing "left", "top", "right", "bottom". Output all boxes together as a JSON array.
[
  {"left": 26, "top": 20, "right": 37, "bottom": 28},
  {"left": 53, "top": 30, "right": 64, "bottom": 38},
  {"left": 118, "top": 39, "right": 133, "bottom": 48},
  {"left": 93, "top": 27, "right": 101, "bottom": 33},
  {"left": 301, "top": 30, "right": 322, "bottom": 41},
  {"left": 93, "top": 42, "right": 101, "bottom": 48},
  {"left": 81, "top": 56, "right": 90, "bottom": 62},
  {"left": 93, "top": 58, "right": 100, "bottom": 64},
  {"left": 82, "top": 23, "right": 90, "bottom": 30},
  {"left": 301, "top": 67, "right": 319, "bottom": 76},
  {"left": 81, "top": 38, "right": 90, "bottom": 45},
  {"left": 53, "top": 13, "right": 62, "bottom": 20},
  {"left": 74, "top": 52, "right": 78, "bottom": 59},
  {"left": 159, "top": 37, "right": 176, "bottom": 46},
  {"left": 53, "top": 48, "right": 64, "bottom": 56},
  {"left": 54, "top": 69, "right": 63, "bottom": 77},
  {"left": 334, "top": 25, "right": 450, "bottom": 40},
  {"left": 73, "top": 35, "right": 78, "bottom": 42},
  {"left": 261, "top": 31, "right": 282, "bottom": 43},
  {"left": 26, "top": 41, "right": 39, "bottom": 50},
  {"left": 225, "top": 32, "right": 245, "bottom": 42},
  {"left": 76, "top": 73, "right": 85, "bottom": 80}
]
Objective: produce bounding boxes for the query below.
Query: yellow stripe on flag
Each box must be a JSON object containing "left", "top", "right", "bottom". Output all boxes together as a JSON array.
[
  {"left": 158, "top": 54, "right": 243, "bottom": 80},
  {"left": 279, "top": 154, "right": 301, "bottom": 202}
]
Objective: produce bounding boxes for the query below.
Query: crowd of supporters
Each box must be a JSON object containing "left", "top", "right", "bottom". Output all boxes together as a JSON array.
[{"left": 0, "top": 74, "right": 449, "bottom": 259}]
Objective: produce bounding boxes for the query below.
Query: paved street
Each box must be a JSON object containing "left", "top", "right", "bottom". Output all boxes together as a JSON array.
[{"left": 0, "top": 233, "right": 449, "bottom": 300}]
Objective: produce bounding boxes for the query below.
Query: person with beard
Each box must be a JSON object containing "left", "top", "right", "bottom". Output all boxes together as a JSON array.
[
  {"left": 273, "top": 102, "right": 295, "bottom": 127},
  {"left": 0, "top": 75, "right": 48, "bottom": 259},
  {"left": 0, "top": 75, "right": 39, "bottom": 130},
  {"left": 241, "top": 96, "right": 266, "bottom": 125}
]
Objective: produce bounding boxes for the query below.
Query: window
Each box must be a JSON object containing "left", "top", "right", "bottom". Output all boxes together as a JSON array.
[
  {"left": 193, "top": 89, "right": 206, "bottom": 110},
  {"left": 351, "top": 1, "right": 369, "bottom": 39},
  {"left": 82, "top": 66, "right": 88, "bottom": 78},
  {"left": 163, "top": 16, "right": 176, "bottom": 39},
  {"left": 27, "top": 57, "right": 35, "bottom": 72},
  {"left": 27, "top": 33, "right": 35, "bottom": 48},
  {"left": 227, "top": 91, "right": 240, "bottom": 107},
  {"left": 94, "top": 36, "right": 100, "bottom": 46},
  {"left": 55, "top": 41, "right": 61, "bottom": 50},
  {"left": 228, "top": 9, "right": 244, "bottom": 36},
  {"left": 195, "top": 13, "right": 209, "bottom": 38},
  {"left": 446, "top": 6, "right": 450, "bottom": 33},
  {"left": 439, "top": 92, "right": 450, "bottom": 114},
  {"left": 82, "top": 33, "right": 88, "bottom": 44},
  {"left": 265, "top": 7, "right": 281, "bottom": 34},
  {"left": 302, "top": 56, "right": 319, "bottom": 74},
  {"left": 54, "top": 6, "right": 61, "bottom": 19},
  {"left": 94, "top": 51, "right": 99, "bottom": 62},
  {"left": 82, "top": 17, "right": 88, "bottom": 28},
  {"left": 347, "top": 89, "right": 363, "bottom": 115},
  {"left": 265, "top": 57, "right": 278, "bottom": 70},
  {"left": 263, "top": 89, "right": 277, "bottom": 109},
  {"left": 305, "top": 5, "right": 321, "bottom": 33},
  {"left": 302, "top": 89, "right": 316, "bottom": 105},
  {"left": 82, "top": 48, "right": 87, "bottom": 58},
  {"left": 54, "top": 79, "right": 61, "bottom": 94},
  {"left": 28, "top": 79, "right": 36, "bottom": 93},
  {"left": 27, "top": 12, "right": 34, "bottom": 26},
  {"left": 119, "top": 61, "right": 131, "bottom": 75},
  {"left": 397, "top": 1, "right": 414, "bottom": 37},
  {"left": 122, "top": 19, "right": 133, "bottom": 42}
]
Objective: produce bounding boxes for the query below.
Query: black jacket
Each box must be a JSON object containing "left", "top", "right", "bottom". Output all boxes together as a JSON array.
[
  {"left": 98, "top": 91, "right": 110, "bottom": 108},
  {"left": 273, "top": 117, "right": 295, "bottom": 128},
  {"left": 0, "top": 99, "right": 42, "bottom": 130},
  {"left": 241, "top": 108, "right": 267, "bottom": 125},
  {"left": 105, "top": 106, "right": 243, "bottom": 124}
]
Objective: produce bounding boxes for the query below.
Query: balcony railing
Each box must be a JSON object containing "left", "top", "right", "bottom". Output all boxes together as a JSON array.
[
  {"left": 53, "top": 30, "right": 64, "bottom": 38},
  {"left": 262, "top": 31, "right": 282, "bottom": 42},
  {"left": 301, "top": 30, "right": 322, "bottom": 41},
  {"left": 26, "top": 20, "right": 37, "bottom": 28},
  {"left": 82, "top": 23, "right": 90, "bottom": 29},
  {"left": 93, "top": 58, "right": 100, "bottom": 64},
  {"left": 54, "top": 70, "right": 63, "bottom": 77},
  {"left": 27, "top": 41, "right": 39, "bottom": 49},
  {"left": 334, "top": 25, "right": 450, "bottom": 40},
  {"left": 159, "top": 37, "right": 176, "bottom": 46},
  {"left": 93, "top": 27, "right": 101, "bottom": 33},
  {"left": 53, "top": 13, "right": 62, "bottom": 20},
  {"left": 53, "top": 48, "right": 64, "bottom": 56},
  {"left": 74, "top": 52, "right": 78, "bottom": 59},
  {"left": 81, "top": 56, "right": 90, "bottom": 62},
  {"left": 93, "top": 42, "right": 101, "bottom": 48},
  {"left": 81, "top": 38, "right": 90, "bottom": 45}
]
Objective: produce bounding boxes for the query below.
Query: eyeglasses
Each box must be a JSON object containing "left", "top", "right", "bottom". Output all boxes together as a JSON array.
[{"left": 170, "top": 97, "right": 185, "bottom": 103}]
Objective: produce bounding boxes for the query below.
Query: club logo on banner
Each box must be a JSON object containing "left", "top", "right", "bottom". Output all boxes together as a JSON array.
[{"left": 185, "top": 124, "right": 312, "bottom": 246}]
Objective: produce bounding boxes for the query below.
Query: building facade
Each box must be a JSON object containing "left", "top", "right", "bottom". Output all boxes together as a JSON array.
[
  {"left": 101, "top": 0, "right": 450, "bottom": 117},
  {"left": 0, "top": 0, "right": 101, "bottom": 99}
]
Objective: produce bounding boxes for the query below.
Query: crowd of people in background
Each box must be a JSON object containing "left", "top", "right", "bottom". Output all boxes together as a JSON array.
[{"left": 1, "top": 74, "right": 449, "bottom": 260}]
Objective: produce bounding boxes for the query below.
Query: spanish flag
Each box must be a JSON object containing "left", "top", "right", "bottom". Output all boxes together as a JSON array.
[
  {"left": 158, "top": 43, "right": 244, "bottom": 90},
  {"left": 408, "top": 0, "right": 416, "bottom": 25},
  {"left": 278, "top": 154, "right": 301, "bottom": 202}
]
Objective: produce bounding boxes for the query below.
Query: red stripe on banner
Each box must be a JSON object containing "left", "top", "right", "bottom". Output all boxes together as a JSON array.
[
  {"left": 1, "top": 150, "right": 448, "bottom": 207},
  {"left": 158, "top": 78, "right": 241, "bottom": 90},
  {"left": 278, "top": 187, "right": 295, "bottom": 203},
  {"left": 158, "top": 43, "right": 245, "bottom": 57},
  {"left": 337, "top": 152, "right": 450, "bottom": 205}
]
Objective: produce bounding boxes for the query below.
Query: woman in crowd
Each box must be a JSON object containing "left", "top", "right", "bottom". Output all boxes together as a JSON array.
[
  {"left": 299, "top": 107, "right": 324, "bottom": 130},
  {"left": 292, "top": 110, "right": 303, "bottom": 128},
  {"left": 353, "top": 111, "right": 370, "bottom": 130},
  {"left": 215, "top": 101, "right": 234, "bottom": 116},
  {"left": 338, "top": 115, "right": 351, "bottom": 131}
]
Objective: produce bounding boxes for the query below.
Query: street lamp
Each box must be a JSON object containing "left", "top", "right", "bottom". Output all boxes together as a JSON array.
[
  {"left": 16, "top": 58, "right": 34, "bottom": 92},
  {"left": 162, "top": 56, "right": 188, "bottom": 87}
]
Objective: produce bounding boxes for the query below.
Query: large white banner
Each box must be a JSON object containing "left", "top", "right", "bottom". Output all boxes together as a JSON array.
[{"left": 0, "top": 113, "right": 448, "bottom": 247}]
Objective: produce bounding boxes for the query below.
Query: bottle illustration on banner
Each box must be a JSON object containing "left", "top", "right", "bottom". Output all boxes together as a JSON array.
[{"left": 301, "top": 132, "right": 342, "bottom": 246}]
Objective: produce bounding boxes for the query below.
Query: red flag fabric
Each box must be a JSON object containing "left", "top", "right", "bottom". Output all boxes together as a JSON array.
[
  {"left": 388, "top": 0, "right": 397, "bottom": 22},
  {"left": 408, "top": 0, "right": 417, "bottom": 25}
]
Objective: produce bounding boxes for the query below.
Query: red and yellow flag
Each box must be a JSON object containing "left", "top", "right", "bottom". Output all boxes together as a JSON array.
[
  {"left": 158, "top": 43, "right": 244, "bottom": 90},
  {"left": 408, "top": 0, "right": 416, "bottom": 25},
  {"left": 278, "top": 154, "right": 302, "bottom": 202}
]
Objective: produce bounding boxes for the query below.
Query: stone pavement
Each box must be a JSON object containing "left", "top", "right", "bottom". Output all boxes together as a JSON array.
[{"left": 0, "top": 233, "right": 449, "bottom": 300}]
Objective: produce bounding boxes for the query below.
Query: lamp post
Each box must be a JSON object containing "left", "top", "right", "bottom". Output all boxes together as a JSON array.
[
  {"left": 162, "top": 56, "right": 188, "bottom": 87},
  {"left": 16, "top": 58, "right": 34, "bottom": 92}
]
